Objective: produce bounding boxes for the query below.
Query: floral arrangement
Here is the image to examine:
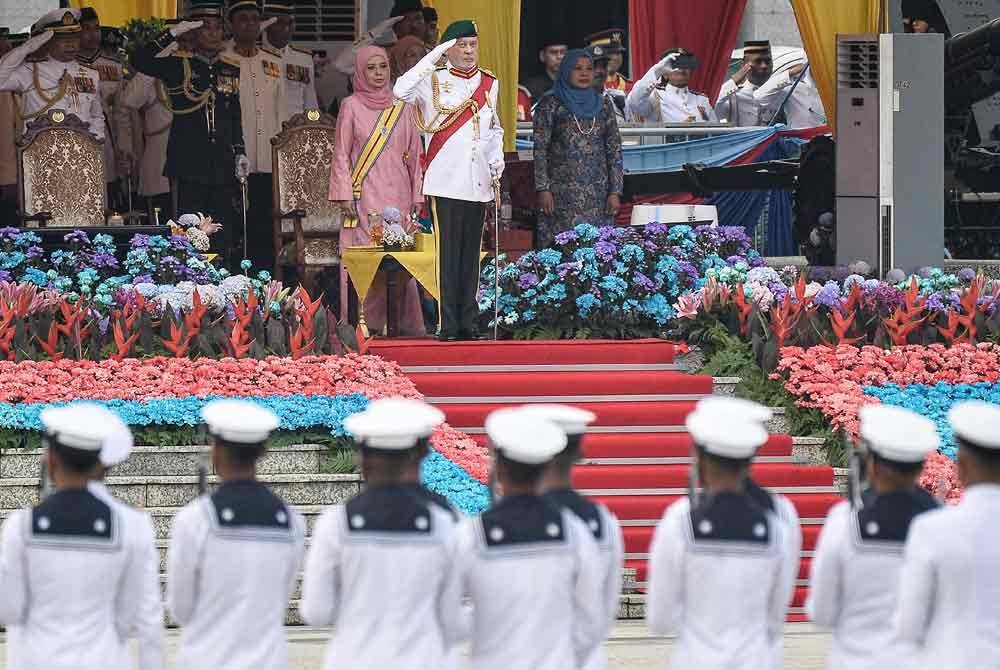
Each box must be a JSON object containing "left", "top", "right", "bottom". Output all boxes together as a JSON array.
[
  {"left": 478, "top": 222, "right": 761, "bottom": 339},
  {"left": 382, "top": 225, "right": 415, "bottom": 250},
  {"left": 168, "top": 213, "right": 222, "bottom": 252}
]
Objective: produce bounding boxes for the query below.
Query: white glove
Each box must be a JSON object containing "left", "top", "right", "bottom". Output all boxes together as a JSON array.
[
  {"left": 235, "top": 155, "right": 250, "bottom": 181},
  {"left": 170, "top": 20, "right": 203, "bottom": 37},
  {"left": 367, "top": 15, "right": 405, "bottom": 41},
  {"left": 653, "top": 53, "right": 678, "bottom": 78},
  {"left": 429, "top": 38, "right": 458, "bottom": 63},
  {"left": 259, "top": 17, "right": 278, "bottom": 33},
  {"left": 489, "top": 158, "right": 505, "bottom": 180},
  {"left": 2, "top": 31, "right": 53, "bottom": 68},
  {"left": 23, "top": 31, "right": 54, "bottom": 53}
]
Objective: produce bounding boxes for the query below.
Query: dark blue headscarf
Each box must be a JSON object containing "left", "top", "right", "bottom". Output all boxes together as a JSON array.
[{"left": 548, "top": 48, "right": 603, "bottom": 120}]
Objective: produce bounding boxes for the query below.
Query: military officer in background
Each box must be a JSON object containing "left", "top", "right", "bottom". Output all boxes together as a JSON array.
[
  {"left": 133, "top": 0, "right": 246, "bottom": 267},
  {"left": 526, "top": 404, "right": 624, "bottom": 670},
  {"left": 588, "top": 46, "right": 627, "bottom": 123},
  {"left": 807, "top": 404, "right": 938, "bottom": 669},
  {"left": 0, "top": 404, "right": 156, "bottom": 670},
  {"left": 167, "top": 399, "right": 305, "bottom": 670},
  {"left": 586, "top": 29, "right": 632, "bottom": 94},
  {"left": 627, "top": 48, "right": 717, "bottom": 123},
  {"left": 647, "top": 400, "right": 799, "bottom": 669},
  {"left": 753, "top": 54, "right": 826, "bottom": 130},
  {"left": 896, "top": 400, "right": 1000, "bottom": 667},
  {"left": 717, "top": 40, "right": 777, "bottom": 126},
  {"left": 456, "top": 407, "right": 605, "bottom": 670},
  {"left": 0, "top": 9, "right": 104, "bottom": 141},
  {"left": 261, "top": 1, "right": 318, "bottom": 121},
  {"left": 393, "top": 20, "right": 505, "bottom": 341}
]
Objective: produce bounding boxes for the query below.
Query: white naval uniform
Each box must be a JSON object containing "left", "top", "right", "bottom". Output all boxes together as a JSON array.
[
  {"left": 0, "top": 486, "right": 154, "bottom": 670},
  {"left": 896, "top": 483, "right": 1000, "bottom": 668},
  {"left": 79, "top": 50, "right": 128, "bottom": 183},
  {"left": 393, "top": 48, "right": 504, "bottom": 203},
  {"left": 753, "top": 68, "right": 826, "bottom": 129},
  {"left": 263, "top": 35, "right": 319, "bottom": 121},
  {"left": 716, "top": 78, "right": 774, "bottom": 127},
  {"left": 117, "top": 71, "right": 172, "bottom": 197},
  {"left": 543, "top": 489, "right": 625, "bottom": 670},
  {"left": 0, "top": 47, "right": 105, "bottom": 140},
  {"left": 300, "top": 483, "right": 467, "bottom": 670},
  {"left": 647, "top": 491, "right": 799, "bottom": 670},
  {"left": 626, "top": 66, "right": 717, "bottom": 124},
  {"left": 456, "top": 494, "right": 606, "bottom": 670},
  {"left": 167, "top": 480, "right": 306, "bottom": 670},
  {"left": 222, "top": 41, "right": 283, "bottom": 174},
  {"left": 807, "top": 489, "right": 938, "bottom": 670}
]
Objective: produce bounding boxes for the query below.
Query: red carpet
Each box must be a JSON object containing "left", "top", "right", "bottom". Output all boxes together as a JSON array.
[{"left": 373, "top": 338, "right": 836, "bottom": 620}]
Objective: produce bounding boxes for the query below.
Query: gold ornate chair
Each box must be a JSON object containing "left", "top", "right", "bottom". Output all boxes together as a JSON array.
[
  {"left": 271, "top": 110, "right": 341, "bottom": 292},
  {"left": 17, "top": 109, "right": 107, "bottom": 228}
]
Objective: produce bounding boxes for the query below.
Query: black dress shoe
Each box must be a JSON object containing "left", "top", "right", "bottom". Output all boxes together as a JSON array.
[
  {"left": 459, "top": 329, "right": 488, "bottom": 341},
  {"left": 437, "top": 332, "right": 459, "bottom": 342}
]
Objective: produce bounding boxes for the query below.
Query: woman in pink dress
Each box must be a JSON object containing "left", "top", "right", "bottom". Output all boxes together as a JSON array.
[{"left": 330, "top": 45, "right": 425, "bottom": 336}]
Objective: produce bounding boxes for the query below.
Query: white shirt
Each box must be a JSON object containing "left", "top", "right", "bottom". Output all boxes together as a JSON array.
[
  {"left": 457, "top": 494, "right": 606, "bottom": 670},
  {"left": 647, "top": 491, "right": 799, "bottom": 670},
  {"left": 300, "top": 484, "right": 467, "bottom": 670},
  {"left": 117, "top": 71, "right": 172, "bottom": 196},
  {"left": 263, "top": 35, "right": 319, "bottom": 121},
  {"left": 626, "top": 65, "right": 717, "bottom": 124},
  {"left": 222, "top": 41, "right": 283, "bottom": 174},
  {"left": 0, "top": 486, "right": 154, "bottom": 670},
  {"left": 716, "top": 78, "right": 773, "bottom": 127},
  {"left": 896, "top": 483, "right": 1000, "bottom": 669},
  {"left": 393, "top": 46, "right": 504, "bottom": 203},
  {"left": 167, "top": 480, "right": 306, "bottom": 670},
  {"left": 754, "top": 69, "right": 826, "bottom": 129}
]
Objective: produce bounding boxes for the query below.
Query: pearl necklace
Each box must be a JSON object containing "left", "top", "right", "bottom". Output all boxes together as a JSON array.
[{"left": 572, "top": 113, "right": 598, "bottom": 135}]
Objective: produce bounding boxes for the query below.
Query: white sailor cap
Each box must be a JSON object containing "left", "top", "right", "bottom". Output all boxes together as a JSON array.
[
  {"left": 201, "top": 399, "right": 280, "bottom": 444},
  {"left": 345, "top": 401, "right": 438, "bottom": 450},
  {"left": 859, "top": 404, "right": 938, "bottom": 463},
  {"left": 361, "top": 397, "right": 445, "bottom": 438},
  {"left": 686, "top": 409, "right": 767, "bottom": 459},
  {"left": 695, "top": 396, "right": 773, "bottom": 425},
  {"left": 485, "top": 407, "right": 567, "bottom": 465},
  {"left": 39, "top": 403, "right": 133, "bottom": 459},
  {"left": 949, "top": 400, "right": 1000, "bottom": 450},
  {"left": 517, "top": 404, "right": 596, "bottom": 436}
]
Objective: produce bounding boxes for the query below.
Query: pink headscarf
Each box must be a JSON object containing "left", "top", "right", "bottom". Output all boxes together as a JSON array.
[{"left": 352, "top": 45, "right": 394, "bottom": 110}]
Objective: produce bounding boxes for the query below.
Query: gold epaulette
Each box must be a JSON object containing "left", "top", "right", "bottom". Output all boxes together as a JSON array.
[
  {"left": 261, "top": 45, "right": 281, "bottom": 58},
  {"left": 480, "top": 67, "right": 495, "bottom": 77},
  {"left": 174, "top": 49, "right": 193, "bottom": 58},
  {"left": 219, "top": 54, "right": 241, "bottom": 67}
]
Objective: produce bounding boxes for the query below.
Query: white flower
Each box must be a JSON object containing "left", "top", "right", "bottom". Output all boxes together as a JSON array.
[
  {"left": 194, "top": 284, "right": 226, "bottom": 311},
  {"left": 220, "top": 275, "right": 253, "bottom": 297},
  {"left": 177, "top": 213, "right": 201, "bottom": 228},
  {"left": 186, "top": 227, "right": 210, "bottom": 251},
  {"left": 804, "top": 281, "right": 823, "bottom": 299}
]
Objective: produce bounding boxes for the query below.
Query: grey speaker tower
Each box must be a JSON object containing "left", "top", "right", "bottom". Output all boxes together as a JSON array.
[{"left": 835, "top": 34, "right": 944, "bottom": 276}]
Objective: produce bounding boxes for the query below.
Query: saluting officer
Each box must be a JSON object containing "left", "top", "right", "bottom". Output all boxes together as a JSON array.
[
  {"left": 716, "top": 41, "right": 778, "bottom": 127},
  {"left": 627, "top": 49, "right": 717, "bottom": 124},
  {"left": 0, "top": 403, "right": 157, "bottom": 670},
  {"left": 807, "top": 404, "right": 939, "bottom": 669},
  {"left": 896, "top": 401, "right": 1000, "bottom": 667},
  {"left": 167, "top": 400, "right": 306, "bottom": 670},
  {"left": 526, "top": 404, "right": 624, "bottom": 670},
  {"left": 647, "top": 400, "right": 799, "bottom": 669},
  {"left": 301, "top": 397, "right": 467, "bottom": 669},
  {"left": 132, "top": 0, "right": 247, "bottom": 267},
  {"left": 456, "top": 407, "right": 605, "bottom": 670},
  {"left": 261, "top": 1, "right": 318, "bottom": 121},
  {"left": 0, "top": 9, "right": 104, "bottom": 140}
]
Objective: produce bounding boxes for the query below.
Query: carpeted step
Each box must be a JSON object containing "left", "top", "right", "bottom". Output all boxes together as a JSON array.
[
  {"left": 596, "top": 492, "right": 843, "bottom": 522},
  {"left": 443, "top": 400, "right": 699, "bottom": 429},
  {"left": 466, "top": 433, "right": 795, "bottom": 459},
  {"left": 573, "top": 464, "right": 834, "bottom": 490},
  {"left": 408, "top": 370, "right": 713, "bottom": 398},
  {"left": 369, "top": 338, "right": 677, "bottom": 367},
  {"left": 621, "top": 524, "right": 823, "bottom": 554}
]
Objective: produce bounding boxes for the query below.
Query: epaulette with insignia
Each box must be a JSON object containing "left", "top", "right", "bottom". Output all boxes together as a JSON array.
[
  {"left": 435, "top": 65, "right": 448, "bottom": 71},
  {"left": 219, "top": 54, "right": 241, "bottom": 67},
  {"left": 77, "top": 52, "right": 98, "bottom": 65},
  {"left": 261, "top": 44, "right": 281, "bottom": 58},
  {"left": 690, "top": 89, "right": 706, "bottom": 97},
  {"left": 479, "top": 67, "right": 495, "bottom": 77},
  {"left": 175, "top": 49, "right": 193, "bottom": 58}
]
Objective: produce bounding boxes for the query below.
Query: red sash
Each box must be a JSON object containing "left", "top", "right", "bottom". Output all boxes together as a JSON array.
[{"left": 422, "top": 71, "right": 496, "bottom": 171}]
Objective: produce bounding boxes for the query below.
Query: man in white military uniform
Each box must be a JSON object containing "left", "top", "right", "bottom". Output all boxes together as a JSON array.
[
  {"left": 260, "top": 1, "right": 318, "bottom": 121},
  {"left": 456, "top": 407, "right": 605, "bottom": 670},
  {"left": 808, "top": 404, "right": 939, "bottom": 669},
  {"left": 753, "top": 59, "right": 826, "bottom": 130},
  {"left": 0, "top": 403, "right": 155, "bottom": 670},
  {"left": 0, "top": 9, "right": 104, "bottom": 140},
  {"left": 393, "top": 19, "right": 504, "bottom": 341},
  {"left": 167, "top": 399, "right": 306, "bottom": 670},
  {"left": 647, "top": 400, "right": 799, "bottom": 670},
  {"left": 301, "top": 397, "right": 467, "bottom": 669},
  {"left": 527, "top": 404, "right": 624, "bottom": 670},
  {"left": 627, "top": 48, "right": 717, "bottom": 123},
  {"left": 716, "top": 41, "right": 777, "bottom": 127},
  {"left": 896, "top": 400, "right": 1000, "bottom": 667}
]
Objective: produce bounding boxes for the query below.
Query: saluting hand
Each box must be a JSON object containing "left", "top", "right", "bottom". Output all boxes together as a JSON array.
[
  {"left": 171, "top": 20, "right": 204, "bottom": 37},
  {"left": 22, "top": 31, "right": 54, "bottom": 54},
  {"left": 653, "top": 53, "right": 678, "bottom": 78},
  {"left": 368, "top": 16, "right": 406, "bottom": 41}
]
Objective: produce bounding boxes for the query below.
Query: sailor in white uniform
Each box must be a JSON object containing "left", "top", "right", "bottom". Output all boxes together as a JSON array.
[
  {"left": 301, "top": 397, "right": 467, "bottom": 669},
  {"left": 716, "top": 41, "right": 777, "bottom": 127},
  {"left": 457, "top": 407, "right": 605, "bottom": 670},
  {"left": 167, "top": 400, "right": 306, "bottom": 670},
  {"left": 647, "top": 402, "right": 799, "bottom": 670},
  {"left": 626, "top": 49, "right": 717, "bottom": 123},
  {"left": 896, "top": 400, "right": 1000, "bottom": 668},
  {"left": 260, "top": 1, "right": 319, "bottom": 121},
  {"left": 526, "top": 404, "right": 624, "bottom": 670},
  {"left": 0, "top": 403, "right": 155, "bottom": 670},
  {"left": 807, "top": 404, "right": 939, "bottom": 669},
  {"left": 753, "top": 61, "right": 826, "bottom": 130}
]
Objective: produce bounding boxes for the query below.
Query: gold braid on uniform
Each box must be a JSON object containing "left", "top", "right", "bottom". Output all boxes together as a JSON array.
[
  {"left": 162, "top": 57, "right": 214, "bottom": 116},
  {"left": 414, "top": 71, "right": 480, "bottom": 139},
  {"left": 16, "top": 64, "right": 74, "bottom": 122}
]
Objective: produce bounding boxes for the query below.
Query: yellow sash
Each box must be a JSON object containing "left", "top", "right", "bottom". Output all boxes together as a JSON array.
[{"left": 343, "top": 101, "right": 405, "bottom": 228}]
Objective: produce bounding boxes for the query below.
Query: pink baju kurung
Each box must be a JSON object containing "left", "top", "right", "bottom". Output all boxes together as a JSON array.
[{"left": 330, "top": 95, "right": 426, "bottom": 336}]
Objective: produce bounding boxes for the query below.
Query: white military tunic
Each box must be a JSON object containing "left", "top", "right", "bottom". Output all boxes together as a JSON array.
[
  {"left": 543, "top": 489, "right": 625, "bottom": 670},
  {"left": 896, "top": 483, "right": 1000, "bottom": 668},
  {"left": 167, "top": 480, "right": 306, "bottom": 670},
  {"left": 753, "top": 68, "right": 826, "bottom": 129},
  {"left": 626, "top": 67, "right": 717, "bottom": 123},
  {"left": 808, "top": 490, "right": 937, "bottom": 670},
  {"left": 78, "top": 50, "right": 129, "bottom": 183},
  {"left": 647, "top": 491, "right": 799, "bottom": 670},
  {"left": 300, "top": 483, "right": 467, "bottom": 670},
  {"left": 456, "top": 494, "right": 606, "bottom": 670},
  {"left": 393, "top": 46, "right": 504, "bottom": 204},
  {"left": 263, "top": 35, "right": 319, "bottom": 121},
  {"left": 716, "top": 78, "right": 774, "bottom": 127},
  {"left": 222, "top": 41, "right": 283, "bottom": 174},
  {"left": 117, "top": 71, "right": 172, "bottom": 197},
  {"left": 0, "top": 486, "right": 155, "bottom": 670}
]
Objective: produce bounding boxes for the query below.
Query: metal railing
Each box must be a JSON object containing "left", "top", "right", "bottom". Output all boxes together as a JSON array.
[{"left": 514, "top": 122, "right": 773, "bottom": 145}]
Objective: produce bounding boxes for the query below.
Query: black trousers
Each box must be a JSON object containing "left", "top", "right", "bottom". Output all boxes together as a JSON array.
[
  {"left": 432, "top": 196, "right": 485, "bottom": 336},
  {"left": 176, "top": 178, "right": 237, "bottom": 269},
  {"left": 246, "top": 172, "right": 275, "bottom": 273}
]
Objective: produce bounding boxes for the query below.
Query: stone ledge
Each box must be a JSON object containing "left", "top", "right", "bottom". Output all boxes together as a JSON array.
[
  {"left": 833, "top": 468, "right": 849, "bottom": 496},
  {"left": 711, "top": 377, "right": 740, "bottom": 395},
  {"left": 791, "top": 437, "right": 826, "bottom": 465}
]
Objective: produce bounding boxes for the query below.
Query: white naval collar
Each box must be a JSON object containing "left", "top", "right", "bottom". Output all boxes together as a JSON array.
[{"left": 962, "top": 482, "right": 1000, "bottom": 503}]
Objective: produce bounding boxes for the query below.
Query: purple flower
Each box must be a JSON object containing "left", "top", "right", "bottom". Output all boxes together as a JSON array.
[
  {"left": 644, "top": 222, "right": 667, "bottom": 236},
  {"left": 517, "top": 272, "right": 540, "bottom": 289},
  {"left": 88, "top": 252, "right": 119, "bottom": 269},
  {"left": 634, "top": 272, "right": 656, "bottom": 291},
  {"left": 0, "top": 270, "right": 10, "bottom": 282},
  {"left": 810, "top": 267, "right": 831, "bottom": 283},
  {"left": 868, "top": 284, "right": 905, "bottom": 312},
  {"left": 926, "top": 291, "right": 959, "bottom": 313},
  {"left": 595, "top": 240, "right": 618, "bottom": 261},
  {"left": 63, "top": 230, "right": 91, "bottom": 245},
  {"left": 25, "top": 245, "right": 44, "bottom": 261},
  {"left": 885, "top": 268, "right": 907, "bottom": 284},
  {"left": 130, "top": 234, "right": 152, "bottom": 249},
  {"left": 957, "top": 267, "right": 976, "bottom": 283},
  {"left": 554, "top": 230, "right": 578, "bottom": 245},
  {"left": 813, "top": 281, "right": 843, "bottom": 309}
]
